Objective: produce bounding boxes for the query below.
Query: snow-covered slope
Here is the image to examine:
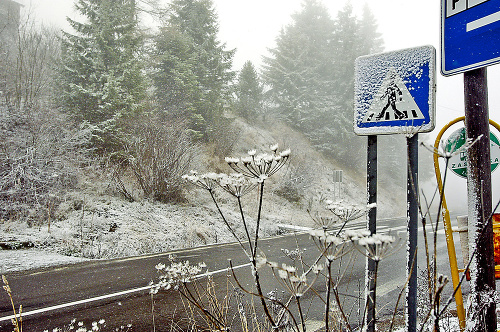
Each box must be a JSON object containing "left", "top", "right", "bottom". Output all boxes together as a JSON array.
[{"left": 0, "top": 117, "right": 405, "bottom": 273}]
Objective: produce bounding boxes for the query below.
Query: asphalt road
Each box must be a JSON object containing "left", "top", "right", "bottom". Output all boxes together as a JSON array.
[{"left": 0, "top": 215, "right": 465, "bottom": 331}]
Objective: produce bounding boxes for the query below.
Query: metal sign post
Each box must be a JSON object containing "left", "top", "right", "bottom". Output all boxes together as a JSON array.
[
  {"left": 464, "top": 68, "right": 496, "bottom": 331},
  {"left": 406, "top": 133, "right": 418, "bottom": 332},
  {"left": 366, "top": 135, "right": 377, "bottom": 331},
  {"left": 441, "top": 1, "right": 498, "bottom": 329},
  {"left": 354, "top": 46, "right": 436, "bottom": 331}
]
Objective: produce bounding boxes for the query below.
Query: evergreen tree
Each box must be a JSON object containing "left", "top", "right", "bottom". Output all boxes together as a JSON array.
[
  {"left": 58, "top": 0, "right": 146, "bottom": 153},
  {"left": 332, "top": 3, "right": 366, "bottom": 113},
  {"left": 234, "top": 61, "right": 263, "bottom": 120},
  {"left": 358, "top": 4, "right": 384, "bottom": 56},
  {"left": 263, "top": 0, "right": 337, "bottom": 131},
  {"left": 152, "top": 26, "right": 202, "bottom": 130},
  {"left": 262, "top": 0, "right": 385, "bottom": 167},
  {"left": 152, "top": 0, "right": 234, "bottom": 138}
]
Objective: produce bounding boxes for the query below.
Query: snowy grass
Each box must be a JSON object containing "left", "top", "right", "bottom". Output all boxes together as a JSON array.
[{"left": 0, "top": 189, "right": 286, "bottom": 273}]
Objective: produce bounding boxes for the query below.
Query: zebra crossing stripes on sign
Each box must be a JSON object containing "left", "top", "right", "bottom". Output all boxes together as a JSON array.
[
  {"left": 361, "top": 68, "right": 425, "bottom": 123},
  {"left": 354, "top": 45, "right": 436, "bottom": 136}
]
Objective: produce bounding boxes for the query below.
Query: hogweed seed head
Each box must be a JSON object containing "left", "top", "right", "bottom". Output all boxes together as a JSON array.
[
  {"left": 267, "top": 261, "right": 278, "bottom": 269},
  {"left": 225, "top": 157, "right": 240, "bottom": 164},
  {"left": 326, "top": 200, "right": 366, "bottom": 222},
  {"left": 352, "top": 232, "right": 401, "bottom": 262},
  {"left": 280, "top": 149, "right": 291, "bottom": 157},
  {"left": 309, "top": 228, "right": 351, "bottom": 261},
  {"left": 241, "top": 156, "right": 252, "bottom": 164},
  {"left": 224, "top": 146, "right": 290, "bottom": 180},
  {"left": 278, "top": 269, "right": 288, "bottom": 279},
  {"left": 344, "top": 229, "right": 371, "bottom": 241},
  {"left": 182, "top": 171, "right": 219, "bottom": 191},
  {"left": 270, "top": 262, "right": 314, "bottom": 298},
  {"left": 282, "top": 263, "right": 296, "bottom": 273},
  {"left": 217, "top": 173, "right": 258, "bottom": 197},
  {"left": 308, "top": 210, "right": 339, "bottom": 230},
  {"left": 421, "top": 134, "right": 483, "bottom": 160},
  {"left": 151, "top": 260, "right": 207, "bottom": 293}
]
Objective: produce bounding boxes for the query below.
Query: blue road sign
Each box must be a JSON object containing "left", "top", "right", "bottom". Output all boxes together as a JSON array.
[
  {"left": 441, "top": 0, "right": 500, "bottom": 76},
  {"left": 354, "top": 46, "right": 436, "bottom": 136}
]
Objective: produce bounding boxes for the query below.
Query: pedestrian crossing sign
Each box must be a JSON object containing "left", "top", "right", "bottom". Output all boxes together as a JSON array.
[{"left": 354, "top": 46, "right": 436, "bottom": 135}]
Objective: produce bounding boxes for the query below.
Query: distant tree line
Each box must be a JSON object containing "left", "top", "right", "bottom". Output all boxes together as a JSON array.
[
  {"left": 0, "top": 0, "right": 411, "bottom": 218},
  {"left": 54, "top": 0, "right": 391, "bottom": 163}
]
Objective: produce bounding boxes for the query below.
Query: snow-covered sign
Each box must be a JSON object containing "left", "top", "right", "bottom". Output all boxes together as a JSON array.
[
  {"left": 354, "top": 46, "right": 436, "bottom": 136},
  {"left": 445, "top": 127, "right": 500, "bottom": 178},
  {"left": 441, "top": 0, "right": 500, "bottom": 76}
]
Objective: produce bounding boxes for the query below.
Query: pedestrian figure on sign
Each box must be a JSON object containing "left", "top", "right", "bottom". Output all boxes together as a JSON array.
[{"left": 376, "top": 80, "right": 406, "bottom": 120}]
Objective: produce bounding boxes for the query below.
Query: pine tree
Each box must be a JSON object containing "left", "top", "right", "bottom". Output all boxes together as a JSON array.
[
  {"left": 262, "top": 0, "right": 385, "bottom": 167},
  {"left": 331, "top": 3, "right": 360, "bottom": 112},
  {"left": 152, "top": 26, "right": 202, "bottom": 128},
  {"left": 58, "top": 0, "right": 146, "bottom": 153},
  {"left": 234, "top": 61, "right": 263, "bottom": 120},
  {"left": 263, "top": 0, "right": 337, "bottom": 131},
  {"left": 358, "top": 4, "right": 384, "bottom": 56},
  {"left": 152, "top": 0, "right": 234, "bottom": 138}
]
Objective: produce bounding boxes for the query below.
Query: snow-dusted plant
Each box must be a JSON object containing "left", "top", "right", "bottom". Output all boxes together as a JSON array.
[
  {"left": 325, "top": 200, "right": 375, "bottom": 234},
  {"left": 45, "top": 319, "right": 108, "bottom": 332},
  {"left": 2, "top": 275, "right": 22, "bottom": 332},
  {"left": 0, "top": 105, "right": 92, "bottom": 224},
  {"left": 151, "top": 259, "right": 207, "bottom": 292},
  {"left": 183, "top": 145, "right": 291, "bottom": 328},
  {"left": 416, "top": 134, "right": 500, "bottom": 332},
  {"left": 154, "top": 144, "right": 412, "bottom": 331},
  {"left": 121, "top": 115, "right": 198, "bottom": 203}
]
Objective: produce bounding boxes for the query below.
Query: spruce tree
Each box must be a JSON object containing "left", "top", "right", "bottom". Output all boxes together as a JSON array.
[
  {"left": 58, "top": 0, "right": 146, "bottom": 153},
  {"left": 234, "top": 61, "right": 263, "bottom": 120},
  {"left": 263, "top": 0, "right": 337, "bottom": 131},
  {"left": 358, "top": 4, "right": 384, "bottom": 56},
  {"left": 263, "top": 0, "right": 385, "bottom": 167},
  {"left": 152, "top": 0, "right": 234, "bottom": 139},
  {"left": 152, "top": 26, "right": 201, "bottom": 129}
]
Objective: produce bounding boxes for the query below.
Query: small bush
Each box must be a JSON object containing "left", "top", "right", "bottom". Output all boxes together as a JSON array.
[
  {"left": 273, "top": 162, "right": 312, "bottom": 203},
  {"left": 121, "top": 113, "right": 198, "bottom": 203},
  {"left": 207, "top": 116, "right": 239, "bottom": 158}
]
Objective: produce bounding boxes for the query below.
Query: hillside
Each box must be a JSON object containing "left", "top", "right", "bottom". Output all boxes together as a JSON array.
[{"left": 0, "top": 116, "right": 406, "bottom": 273}]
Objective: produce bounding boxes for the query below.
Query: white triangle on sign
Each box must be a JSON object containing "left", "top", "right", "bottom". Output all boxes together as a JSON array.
[{"left": 362, "top": 68, "right": 425, "bottom": 123}]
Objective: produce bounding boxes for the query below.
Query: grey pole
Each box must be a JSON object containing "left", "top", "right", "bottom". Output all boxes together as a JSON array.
[
  {"left": 366, "top": 135, "right": 377, "bottom": 332},
  {"left": 406, "top": 134, "right": 418, "bottom": 331},
  {"left": 464, "top": 67, "right": 496, "bottom": 332}
]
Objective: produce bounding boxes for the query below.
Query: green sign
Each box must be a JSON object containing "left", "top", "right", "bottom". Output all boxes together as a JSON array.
[{"left": 445, "top": 127, "right": 500, "bottom": 178}]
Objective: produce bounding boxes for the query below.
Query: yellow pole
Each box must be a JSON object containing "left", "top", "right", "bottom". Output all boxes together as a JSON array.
[
  {"left": 433, "top": 116, "right": 466, "bottom": 331},
  {"left": 433, "top": 117, "right": 500, "bottom": 331}
]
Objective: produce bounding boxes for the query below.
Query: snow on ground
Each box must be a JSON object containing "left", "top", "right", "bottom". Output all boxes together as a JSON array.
[
  {"left": 0, "top": 249, "right": 88, "bottom": 274},
  {"left": 0, "top": 188, "right": 290, "bottom": 274},
  {"left": 0, "top": 118, "right": 406, "bottom": 274}
]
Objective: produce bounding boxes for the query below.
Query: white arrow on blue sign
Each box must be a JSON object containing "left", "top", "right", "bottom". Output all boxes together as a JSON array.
[
  {"left": 441, "top": 0, "right": 500, "bottom": 76},
  {"left": 354, "top": 45, "right": 436, "bottom": 136}
]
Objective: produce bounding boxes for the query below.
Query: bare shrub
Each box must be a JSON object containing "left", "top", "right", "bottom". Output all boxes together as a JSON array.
[
  {"left": 0, "top": 105, "right": 92, "bottom": 222},
  {"left": 207, "top": 116, "right": 239, "bottom": 158},
  {"left": 273, "top": 160, "right": 312, "bottom": 203},
  {"left": 122, "top": 113, "right": 198, "bottom": 203}
]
